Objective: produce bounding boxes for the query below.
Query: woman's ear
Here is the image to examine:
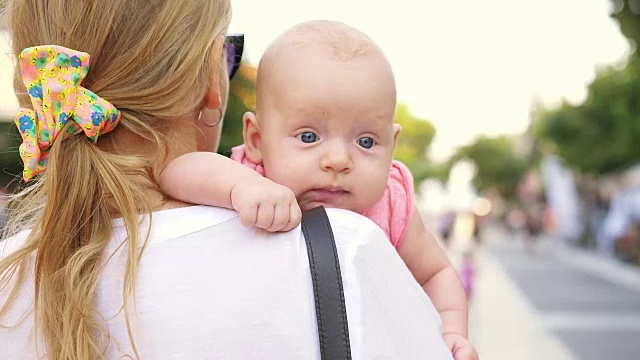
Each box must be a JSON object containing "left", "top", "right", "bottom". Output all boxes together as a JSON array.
[
  {"left": 203, "top": 87, "right": 222, "bottom": 111},
  {"left": 243, "top": 111, "right": 263, "bottom": 164},
  {"left": 202, "top": 37, "right": 228, "bottom": 112},
  {"left": 392, "top": 123, "right": 402, "bottom": 150}
]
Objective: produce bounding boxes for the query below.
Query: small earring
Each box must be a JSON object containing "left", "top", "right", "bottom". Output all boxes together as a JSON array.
[{"left": 198, "top": 107, "right": 223, "bottom": 127}]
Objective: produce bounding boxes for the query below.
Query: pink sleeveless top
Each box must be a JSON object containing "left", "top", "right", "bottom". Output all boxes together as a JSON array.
[{"left": 230, "top": 145, "right": 414, "bottom": 247}]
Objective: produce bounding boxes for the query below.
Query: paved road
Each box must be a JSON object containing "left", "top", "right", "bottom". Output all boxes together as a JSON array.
[{"left": 487, "top": 240, "right": 640, "bottom": 360}]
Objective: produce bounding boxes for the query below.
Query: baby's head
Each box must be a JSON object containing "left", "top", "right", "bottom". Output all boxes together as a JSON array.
[{"left": 243, "top": 20, "right": 400, "bottom": 212}]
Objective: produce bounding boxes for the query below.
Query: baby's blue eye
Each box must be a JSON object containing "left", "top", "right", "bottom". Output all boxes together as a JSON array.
[
  {"left": 299, "top": 131, "right": 318, "bottom": 143},
  {"left": 358, "top": 137, "right": 375, "bottom": 149}
]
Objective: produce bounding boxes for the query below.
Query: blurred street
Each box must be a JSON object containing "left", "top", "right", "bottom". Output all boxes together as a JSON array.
[{"left": 467, "top": 225, "right": 640, "bottom": 360}]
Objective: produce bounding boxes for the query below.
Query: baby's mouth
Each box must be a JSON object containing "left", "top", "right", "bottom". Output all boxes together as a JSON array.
[{"left": 308, "top": 186, "right": 349, "bottom": 201}]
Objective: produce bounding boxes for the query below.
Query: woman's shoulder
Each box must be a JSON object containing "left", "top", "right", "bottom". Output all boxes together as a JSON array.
[
  {"left": 143, "top": 206, "right": 387, "bottom": 249},
  {"left": 324, "top": 207, "right": 377, "bottom": 224},
  {"left": 325, "top": 208, "right": 386, "bottom": 233},
  {"left": 112, "top": 205, "right": 239, "bottom": 247},
  {"left": 323, "top": 208, "right": 395, "bottom": 250}
]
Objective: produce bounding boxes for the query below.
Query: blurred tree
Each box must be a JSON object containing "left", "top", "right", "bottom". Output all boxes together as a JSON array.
[
  {"left": 392, "top": 104, "right": 442, "bottom": 184},
  {"left": 532, "top": 61, "right": 640, "bottom": 174},
  {"left": 0, "top": 121, "right": 24, "bottom": 188},
  {"left": 218, "top": 63, "right": 256, "bottom": 155},
  {"left": 610, "top": 0, "right": 640, "bottom": 55},
  {"left": 448, "top": 135, "right": 528, "bottom": 202},
  {"left": 528, "top": 1, "right": 640, "bottom": 175}
]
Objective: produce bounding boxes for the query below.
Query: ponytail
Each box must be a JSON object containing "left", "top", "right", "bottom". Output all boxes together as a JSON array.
[{"left": 1, "top": 122, "right": 155, "bottom": 358}]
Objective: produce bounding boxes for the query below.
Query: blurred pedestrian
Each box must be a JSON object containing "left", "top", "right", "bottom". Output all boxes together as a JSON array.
[
  {"left": 460, "top": 250, "right": 476, "bottom": 300},
  {"left": 438, "top": 210, "right": 456, "bottom": 246}
]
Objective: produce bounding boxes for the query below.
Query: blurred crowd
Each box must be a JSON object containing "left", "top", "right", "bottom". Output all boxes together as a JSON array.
[{"left": 590, "top": 180, "right": 640, "bottom": 265}]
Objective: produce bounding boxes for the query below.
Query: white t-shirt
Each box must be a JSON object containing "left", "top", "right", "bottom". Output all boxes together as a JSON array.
[{"left": 0, "top": 206, "right": 452, "bottom": 359}]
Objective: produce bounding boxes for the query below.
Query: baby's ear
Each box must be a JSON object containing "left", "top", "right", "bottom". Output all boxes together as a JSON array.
[
  {"left": 392, "top": 123, "right": 402, "bottom": 150},
  {"left": 243, "top": 111, "right": 263, "bottom": 164}
]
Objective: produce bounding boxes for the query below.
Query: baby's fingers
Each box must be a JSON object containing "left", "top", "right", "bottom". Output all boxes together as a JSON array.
[
  {"left": 239, "top": 204, "right": 258, "bottom": 227},
  {"left": 282, "top": 202, "right": 302, "bottom": 232},
  {"left": 255, "top": 204, "right": 276, "bottom": 230},
  {"left": 444, "top": 335, "right": 479, "bottom": 360},
  {"left": 453, "top": 345, "right": 479, "bottom": 360},
  {"left": 444, "top": 336, "right": 456, "bottom": 352},
  {"left": 266, "top": 202, "right": 290, "bottom": 232},
  {"left": 238, "top": 204, "right": 258, "bottom": 226}
]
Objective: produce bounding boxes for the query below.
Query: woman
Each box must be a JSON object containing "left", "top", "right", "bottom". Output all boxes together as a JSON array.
[{"left": 0, "top": 0, "right": 452, "bottom": 358}]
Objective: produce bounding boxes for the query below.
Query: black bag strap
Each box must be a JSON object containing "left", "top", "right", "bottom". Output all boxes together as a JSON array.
[{"left": 301, "top": 206, "right": 352, "bottom": 360}]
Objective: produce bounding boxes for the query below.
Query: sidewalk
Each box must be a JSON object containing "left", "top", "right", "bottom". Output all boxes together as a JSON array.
[
  {"left": 463, "top": 224, "right": 640, "bottom": 360},
  {"left": 458, "top": 226, "right": 576, "bottom": 360},
  {"left": 467, "top": 246, "right": 576, "bottom": 360}
]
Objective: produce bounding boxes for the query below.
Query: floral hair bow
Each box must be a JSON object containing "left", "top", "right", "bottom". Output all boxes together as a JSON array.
[{"left": 14, "top": 45, "right": 121, "bottom": 181}]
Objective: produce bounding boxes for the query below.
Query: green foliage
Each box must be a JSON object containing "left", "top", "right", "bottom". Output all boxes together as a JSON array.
[
  {"left": 218, "top": 63, "right": 256, "bottom": 155},
  {"left": 394, "top": 104, "right": 435, "bottom": 162},
  {"left": 529, "top": 2, "right": 640, "bottom": 175},
  {"left": 533, "top": 61, "right": 640, "bottom": 174},
  {"left": 393, "top": 104, "right": 439, "bottom": 184},
  {"left": 449, "top": 135, "right": 528, "bottom": 201},
  {"left": 610, "top": 0, "right": 640, "bottom": 55},
  {"left": 0, "top": 120, "right": 24, "bottom": 188}
]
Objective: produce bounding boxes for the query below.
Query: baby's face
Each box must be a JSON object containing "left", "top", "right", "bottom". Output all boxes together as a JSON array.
[{"left": 257, "top": 46, "right": 399, "bottom": 212}]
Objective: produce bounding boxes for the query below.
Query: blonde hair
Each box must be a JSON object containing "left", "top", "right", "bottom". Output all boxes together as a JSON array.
[{"left": 0, "top": 0, "right": 231, "bottom": 358}]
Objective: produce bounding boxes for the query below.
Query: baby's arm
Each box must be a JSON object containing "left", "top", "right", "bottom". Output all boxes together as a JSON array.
[
  {"left": 159, "top": 152, "right": 301, "bottom": 231},
  {"left": 397, "top": 206, "right": 478, "bottom": 360}
]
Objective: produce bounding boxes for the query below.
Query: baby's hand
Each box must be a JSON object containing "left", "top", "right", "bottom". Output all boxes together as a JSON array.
[
  {"left": 443, "top": 333, "right": 479, "bottom": 360},
  {"left": 230, "top": 177, "right": 302, "bottom": 232}
]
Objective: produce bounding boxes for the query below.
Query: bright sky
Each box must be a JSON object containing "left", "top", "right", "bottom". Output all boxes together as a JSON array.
[
  {"left": 0, "top": 0, "right": 629, "bottom": 161},
  {"left": 228, "top": 0, "right": 629, "bottom": 161}
]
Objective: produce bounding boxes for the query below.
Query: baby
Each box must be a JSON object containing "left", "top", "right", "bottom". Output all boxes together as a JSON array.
[{"left": 160, "top": 20, "right": 477, "bottom": 359}]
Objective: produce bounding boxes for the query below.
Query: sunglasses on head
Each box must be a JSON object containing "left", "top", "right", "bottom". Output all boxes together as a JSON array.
[{"left": 225, "top": 33, "right": 244, "bottom": 81}]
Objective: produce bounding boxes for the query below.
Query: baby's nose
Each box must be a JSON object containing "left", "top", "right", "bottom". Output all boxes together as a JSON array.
[{"left": 320, "top": 144, "right": 353, "bottom": 173}]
